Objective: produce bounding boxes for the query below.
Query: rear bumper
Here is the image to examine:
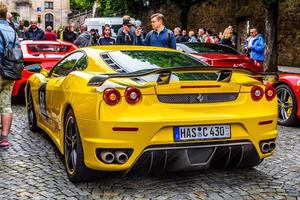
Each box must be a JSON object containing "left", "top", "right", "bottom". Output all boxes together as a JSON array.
[
  {"left": 78, "top": 116, "right": 277, "bottom": 171},
  {"left": 76, "top": 93, "right": 277, "bottom": 171}
]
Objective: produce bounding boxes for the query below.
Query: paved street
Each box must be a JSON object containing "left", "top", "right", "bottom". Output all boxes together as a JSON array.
[{"left": 0, "top": 105, "right": 299, "bottom": 200}]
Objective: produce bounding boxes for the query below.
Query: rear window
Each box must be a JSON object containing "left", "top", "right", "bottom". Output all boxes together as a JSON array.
[
  {"left": 183, "top": 43, "right": 240, "bottom": 55},
  {"left": 101, "top": 50, "right": 207, "bottom": 73},
  {"left": 27, "top": 44, "right": 72, "bottom": 53},
  {"left": 101, "top": 50, "right": 218, "bottom": 82}
]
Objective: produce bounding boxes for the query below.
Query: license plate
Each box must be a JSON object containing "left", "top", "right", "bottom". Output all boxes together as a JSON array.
[{"left": 173, "top": 124, "right": 231, "bottom": 141}]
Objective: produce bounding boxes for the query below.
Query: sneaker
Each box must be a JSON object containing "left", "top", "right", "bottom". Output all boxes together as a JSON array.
[{"left": 0, "top": 138, "right": 9, "bottom": 149}]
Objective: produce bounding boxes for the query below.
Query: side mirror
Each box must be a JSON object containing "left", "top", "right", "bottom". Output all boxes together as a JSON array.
[{"left": 26, "top": 64, "right": 42, "bottom": 73}]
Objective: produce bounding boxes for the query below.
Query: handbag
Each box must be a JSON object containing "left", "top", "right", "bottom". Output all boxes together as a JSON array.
[{"left": 0, "top": 30, "right": 23, "bottom": 80}]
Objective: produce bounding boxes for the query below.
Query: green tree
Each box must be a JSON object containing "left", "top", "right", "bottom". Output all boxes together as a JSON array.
[
  {"left": 70, "top": 0, "right": 94, "bottom": 10},
  {"left": 262, "top": 0, "right": 283, "bottom": 72},
  {"left": 98, "top": 0, "right": 127, "bottom": 16},
  {"left": 98, "top": 0, "right": 144, "bottom": 17}
]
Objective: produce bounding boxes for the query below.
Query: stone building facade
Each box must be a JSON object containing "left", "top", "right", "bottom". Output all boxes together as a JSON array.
[
  {"left": 1, "top": 0, "right": 70, "bottom": 30},
  {"left": 140, "top": 0, "right": 300, "bottom": 67}
]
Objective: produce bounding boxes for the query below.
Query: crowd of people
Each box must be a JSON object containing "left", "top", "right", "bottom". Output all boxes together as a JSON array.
[{"left": 6, "top": 12, "right": 266, "bottom": 65}]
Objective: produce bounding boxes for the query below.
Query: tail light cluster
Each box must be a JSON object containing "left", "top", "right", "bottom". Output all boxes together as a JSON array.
[
  {"left": 251, "top": 85, "right": 276, "bottom": 101},
  {"left": 103, "top": 87, "right": 142, "bottom": 105},
  {"left": 103, "top": 89, "right": 121, "bottom": 105}
]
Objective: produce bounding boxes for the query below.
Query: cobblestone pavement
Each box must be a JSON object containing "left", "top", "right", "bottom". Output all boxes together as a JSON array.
[{"left": 0, "top": 105, "right": 299, "bottom": 200}]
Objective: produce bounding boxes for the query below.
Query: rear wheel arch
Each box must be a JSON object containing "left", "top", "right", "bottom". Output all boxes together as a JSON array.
[
  {"left": 62, "top": 103, "right": 73, "bottom": 154},
  {"left": 273, "top": 81, "right": 290, "bottom": 88},
  {"left": 62, "top": 105, "right": 97, "bottom": 182},
  {"left": 63, "top": 104, "right": 73, "bottom": 124},
  {"left": 26, "top": 83, "right": 39, "bottom": 131}
]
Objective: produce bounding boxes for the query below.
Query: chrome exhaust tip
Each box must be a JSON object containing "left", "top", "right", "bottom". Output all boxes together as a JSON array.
[
  {"left": 115, "top": 151, "right": 128, "bottom": 164},
  {"left": 269, "top": 141, "right": 276, "bottom": 150},
  {"left": 261, "top": 143, "right": 270, "bottom": 153},
  {"left": 100, "top": 151, "right": 115, "bottom": 164}
]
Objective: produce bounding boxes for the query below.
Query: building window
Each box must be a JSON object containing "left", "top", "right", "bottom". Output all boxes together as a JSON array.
[
  {"left": 45, "top": 2, "right": 53, "bottom": 9},
  {"left": 45, "top": 13, "right": 54, "bottom": 29}
]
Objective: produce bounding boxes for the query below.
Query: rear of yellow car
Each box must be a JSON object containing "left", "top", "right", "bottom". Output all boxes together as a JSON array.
[{"left": 76, "top": 71, "right": 277, "bottom": 174}]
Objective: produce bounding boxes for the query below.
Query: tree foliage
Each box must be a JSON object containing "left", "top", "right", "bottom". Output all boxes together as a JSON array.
[
  {"left": 70, "top": 0, "right": 94, "bottom": 10},
  {"left": 70, "top": 0, "right": 145, "bottom": 16}
]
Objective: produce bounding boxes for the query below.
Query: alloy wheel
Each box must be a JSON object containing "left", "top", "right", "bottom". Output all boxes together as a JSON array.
[
  {"left": 65, "top": 116, "right": 78, "bottom": 175},
  {"left": 277, "top": 87, "right": 294, "bottom": 123}
]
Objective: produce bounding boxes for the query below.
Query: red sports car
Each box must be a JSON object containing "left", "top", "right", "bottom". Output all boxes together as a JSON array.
[
  {"left": 176, "top": 43, "right": 263, "bottom": 72},
  {"left": 178, "top": 43, "right": 300, "bottom": 126},
  {"left": 12, "top": 40, "right": 77, "bottom": 100},
  {"left": 273, "top": 73, "right": 300, "bottom": 126}
]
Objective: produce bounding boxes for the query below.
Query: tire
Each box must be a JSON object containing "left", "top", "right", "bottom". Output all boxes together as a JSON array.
[
  {"left": 27, "top": 87, "right": 39, "bottom": 132},
  {"left": 276, "top": 84, "right": 299, "bottom": 126},
  {"left": 64, "top": 108, "right": 96, "bottom": 182}
]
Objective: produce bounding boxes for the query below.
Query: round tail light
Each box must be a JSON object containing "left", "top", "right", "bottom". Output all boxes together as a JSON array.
[
  {"left": 125, "top": 87, "right": 142, "bottom": 104},
  {"left": 251, "top": 86, "right": 264, "bottom": 101},
  {"left": 265, "top": 86, "right": 276, "bottom": 101},
  {"left": 103, "top": 88, "right": 121, "bottom": 105}
]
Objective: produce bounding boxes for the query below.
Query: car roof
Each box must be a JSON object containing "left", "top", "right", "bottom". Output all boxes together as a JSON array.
[{"left": 20, "top": 40, "right": 74, "bottom": 46}]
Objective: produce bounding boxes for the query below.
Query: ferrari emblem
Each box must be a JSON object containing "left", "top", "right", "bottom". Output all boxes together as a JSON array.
[{"left": 197, "top": 94, "right": 205, "bottom": 103}]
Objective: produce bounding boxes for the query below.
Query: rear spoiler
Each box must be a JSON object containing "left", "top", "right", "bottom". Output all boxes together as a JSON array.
[{"left": 87, "top": 66, "right": 278, "bottom": 86}]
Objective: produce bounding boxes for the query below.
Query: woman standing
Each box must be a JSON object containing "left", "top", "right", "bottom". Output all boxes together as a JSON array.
[
  {"left": 98, "top": 24, "right": 115, "bottom": 45},
  {"left": 219, "top": 28, "right": 233, "bottom": 47}
]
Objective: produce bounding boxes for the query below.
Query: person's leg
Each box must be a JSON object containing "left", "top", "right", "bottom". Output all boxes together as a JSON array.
[
  {"left": 1, "top": 113, "right": 12, "bottom": 137},
  {"left": 0, "top": 80, "right": 13, "bottom": 148}
]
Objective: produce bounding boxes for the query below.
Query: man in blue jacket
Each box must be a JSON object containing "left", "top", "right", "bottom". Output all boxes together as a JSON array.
[
  {"left": 136, "top": 13, "right": 176, "bottom": 49},
  {"left": 244, "top": 27, "right": 265, "bottom": 65},
  {"left": 0, "top": 2, "right": 20, "bottom": 149}
]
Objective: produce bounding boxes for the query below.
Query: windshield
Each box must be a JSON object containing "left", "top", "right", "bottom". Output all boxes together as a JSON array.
[
  {"left": 183, "top": 43, "right": 240, "bottom": 55},
  {"left": 101, "top": 50, "right": 217, "bottom": 82}
]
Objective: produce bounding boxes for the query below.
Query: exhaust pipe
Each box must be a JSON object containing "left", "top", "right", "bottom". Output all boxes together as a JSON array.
[
  {"left": 261, "top": 142, "right": 270, "bottom": 153},
  {"left": 115, "top": 151, "right": 128, "bottom": 164},
  {"left": 269, "top": 141, "right": 276, "bottom": 150},
  {"left": 100, "top": 151, "right": 115, "bottom": 164}
]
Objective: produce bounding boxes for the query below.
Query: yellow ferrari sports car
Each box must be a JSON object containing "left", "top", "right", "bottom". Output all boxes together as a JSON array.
[{"left": 25, "top": 46, "right": 278, "bottom": 182}]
